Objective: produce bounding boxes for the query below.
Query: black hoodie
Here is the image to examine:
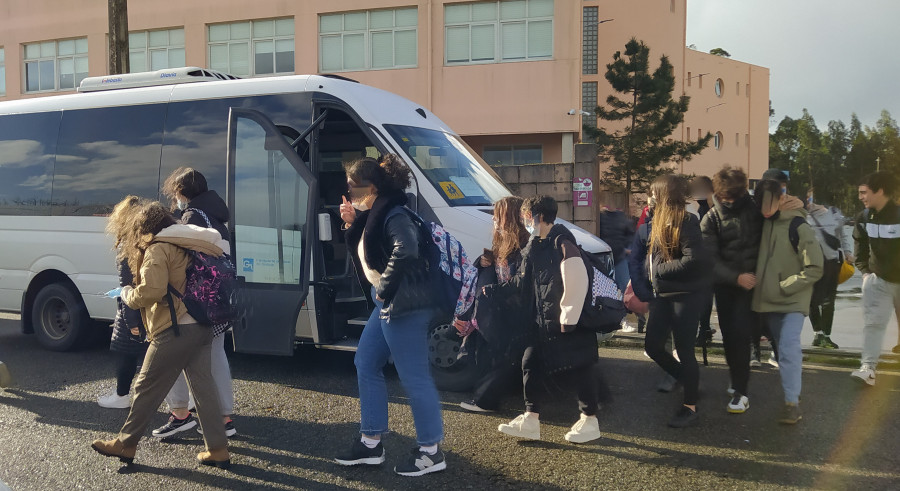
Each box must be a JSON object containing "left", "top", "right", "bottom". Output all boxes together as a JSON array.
[{"left": 182, "top": 190, "right": 231, "bottom": 252}]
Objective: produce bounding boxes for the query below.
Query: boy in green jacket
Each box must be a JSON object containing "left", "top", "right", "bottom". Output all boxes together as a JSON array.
[{"left": 752, "top": 180, "right": 824, "bottom": 424}]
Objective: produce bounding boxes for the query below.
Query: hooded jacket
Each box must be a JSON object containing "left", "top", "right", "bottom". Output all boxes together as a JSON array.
[
  {"left": 854, "top": 200, "right": 900, "bottom": 284},
  {"left": 806, "top": 203, "right": 852, "bottom": 262},
  {"left": 122, "top": 224, "right": 225, "bottom": 339},
  {"left": 752, "top": 195, "right": 824, "bottom": 314},
  {"left": 182, "top": 190, "right": 231, "bottom": 253},
  {"left": 700, "top": 194, "right": 763, "bottom": 286}
]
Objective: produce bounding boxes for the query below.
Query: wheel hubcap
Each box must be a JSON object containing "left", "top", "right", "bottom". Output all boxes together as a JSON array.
[
  {"left": 428, "top": 323, "right": 462, "bottom": 369},
  {"left": 41, "top": 297, "right": 70, "bottom": 341}
]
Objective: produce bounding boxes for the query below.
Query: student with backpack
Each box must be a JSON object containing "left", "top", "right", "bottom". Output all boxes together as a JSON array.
[
  {"left": 488, "top": 195, "right": 602, "bottom": 444},
  {"left": 151, "top": 168, "right": 238, "bottom": 439},
  {"left": 752, "top": 180, "right": 823, "bottom": 424},
  {"left": 851, "top": 172, "right": 900, "bottom": 386},
  {"left": 805, "top": 200, "right": 854, "bottom": 349},
  {"left": 700, "top": 167, "right": 762, "bottom": 414},
  {"left": 642, "top": 175, "right": 712, "bottom": 427},
  {"left": 92, "top": 199, "right": 230, "bottom": 468},
  {"left": 334, "top": 155, "right": 446, "bottom": 477}
]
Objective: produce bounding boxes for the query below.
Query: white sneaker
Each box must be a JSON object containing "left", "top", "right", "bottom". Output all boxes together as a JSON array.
[
  {"left": 97, "top": 391, "right": 131, "bottom": 409},
  {"left": 727, "top": 395, "right": 750, "bottom": 414},
  {"left": 767, "top": 355, "right": 779, "bottom": 368},
  {"left": 564, "top": 414, "right": 602, "bottom": 444},
  {"left": 498, "top": 412, "right": 540, "bottom": 440},
  {"left": 620, "top": 324, "right": 638, "bottom": 333},
  {"left": 850, "top": 366, "right": 876, "bottom": 386}
]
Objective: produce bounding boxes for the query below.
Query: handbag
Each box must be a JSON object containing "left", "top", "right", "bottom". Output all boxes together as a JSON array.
[
  {"left": 838, "top": 259, "right": 855, "bottom": 285},
  {"left": 624, "top": 280, "right": 650, "bottom": 315}
]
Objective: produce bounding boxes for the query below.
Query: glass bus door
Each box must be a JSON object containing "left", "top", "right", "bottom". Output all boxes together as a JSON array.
[{"left": 226, "top": 108, "right": 316, "bottom": 355}]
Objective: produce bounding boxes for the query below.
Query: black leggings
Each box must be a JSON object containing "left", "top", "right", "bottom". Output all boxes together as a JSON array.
[
  {"left": 809, "top": 259, "right": 841, "bottom": 336},
  {"left": 715, "top": 286, "right": 753, "bottom": 396},
  {"left": 522, "top": 346, "right": 599, "bottom": 416},
  {"left": 115, "top": 351, "right": 145, "bottom": 397},
  {"left": 644, "top": 292, "right": 704, "bottom": 406}
]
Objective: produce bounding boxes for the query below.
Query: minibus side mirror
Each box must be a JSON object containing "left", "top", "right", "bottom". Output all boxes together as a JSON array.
[{"left": 318, "top": 213, "right": 333, "bottom": 242}]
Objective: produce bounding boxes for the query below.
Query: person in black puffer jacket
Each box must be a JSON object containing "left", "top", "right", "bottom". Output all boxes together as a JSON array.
[
  {"left": 491, "top": 196, "right": 602, "bottom": 444},
  {"left": 98, "top": 197, "right": 149, "bottom": 410},
  {"left": 154, "top": 168, "right": 236, "bottom": 438},
  {"left": 335, "top": 155, "right": 446, "bottom": 476},
  {"left": 700, "top": 166, "right": 762, "bottom": 414}
]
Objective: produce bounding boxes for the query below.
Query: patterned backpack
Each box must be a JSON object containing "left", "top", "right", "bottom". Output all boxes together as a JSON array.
[{"left": 555, "top": 237, "right": 626, "bottom": 334}]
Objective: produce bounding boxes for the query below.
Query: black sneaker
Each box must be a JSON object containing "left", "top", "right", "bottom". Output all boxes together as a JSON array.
[
  {"left": 394, "top": 447, "right": 447, "bottom": 477},
  {"left": 334, "top": 439, "right": 385, "bottom": 466},
  {"left": 668, "top": 406, "right": 699, "bottom": 428},
  {"left": 151, "top": 413, "right": 198, "bottom": 438},
  {"left": 778, "top": 403, "right": 802, "bottom": 425},
  {"left": 197, "top": 419, "right": 237, "bottom": 437},
  {"left": 820, "top": 336, "right": 839, "bottom": 350}
]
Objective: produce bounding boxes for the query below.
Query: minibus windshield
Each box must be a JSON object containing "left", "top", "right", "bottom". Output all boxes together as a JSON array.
[{"left": 384, "top": 124, "right": 510, "bottom": 206}]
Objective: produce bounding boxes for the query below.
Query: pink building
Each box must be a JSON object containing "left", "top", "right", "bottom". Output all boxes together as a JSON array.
[{"left": 0, "top": 0, "right": 768, "bottom": 178}]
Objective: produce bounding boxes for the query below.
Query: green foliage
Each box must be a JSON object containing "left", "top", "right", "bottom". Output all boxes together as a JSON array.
[
  {"left": 585, "top": 38, "right": 711, "bottom": 203},
  {"left": 709, "top": 48, "right": 731, "bottom": 58},
  {"left": 768, "top": 109, "right": 900, "bottom": 214}
]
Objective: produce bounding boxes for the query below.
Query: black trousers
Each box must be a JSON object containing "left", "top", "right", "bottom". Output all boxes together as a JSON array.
[
  {"left": 698, "top": 292, "right": 714, "bottom": 333},
  {"left": 809, "top": 259, "right": 841, "bottom": 336},
  {"left": 522, "top": 345, "right": 598, "bottom": 416},
  {"left": 471, "top": 334, "right": 521, "bottom": 410},
  {"left": 115, "top": 351, "right": 145, "bottom": 397},
  {"left": 715, "top": 286, "right": 753, "bottom": 396},
  {"left": 645, "top": 291, "right": 704, "bottom": 406}
]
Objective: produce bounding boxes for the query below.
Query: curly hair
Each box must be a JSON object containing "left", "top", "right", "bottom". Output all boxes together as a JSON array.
[
  {"left": 712, "top": 166, "right": 748, "bottom": 201},
  {"left": 343, "top": 154, "right": 412, "bottom": 195},
  {"left": 107, "top": 198, "right": 177, "bottom": 282},
  {"left": 492, "top": 196, "right": 529, "bottom": 262}
]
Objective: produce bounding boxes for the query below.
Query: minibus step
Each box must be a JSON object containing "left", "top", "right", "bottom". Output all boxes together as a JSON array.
[
  {"left": 318, "top": 339, "right": 358, "bottom": 352},
  {"left": 347, "top": 317, "right": 369, "bottom": 326},
  {"left": 335, "top": 296, "right": 367, "bottom": 304}
]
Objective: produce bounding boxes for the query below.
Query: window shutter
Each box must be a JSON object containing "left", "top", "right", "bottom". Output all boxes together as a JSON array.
[
  {"left": 501, "top": 22, "right": 526, "bottom": 60},
  {"left": 394, "top": 29, "right": 417, "bottom": 66},
  {"left": 209, "top": 44, "right": 229, "bottom": 72},
  {"left": 371, "top": 31, "right": 394, "bottom": 68},
  {"left": 470, "top": 24, "right": 495, "bottom": 61},
  {"left": 320, "top": 36, "right": 342, "bottom": 72},
  {"left": 446, "top": 26, "right": 470, "bottom": 63},
  {"left": 342, "top": 33, "right": 365, "bottom": 70},
  {"left": 229, "top": 42, "right": 250, "bottom": 76},
  {"left": 527, "top": 19, "right": 552, "bottom": 58}
]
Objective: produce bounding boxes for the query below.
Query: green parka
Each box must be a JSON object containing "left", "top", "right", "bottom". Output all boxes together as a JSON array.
[{"left": 751, "top": 195, "right": 824, "bottom": 315}]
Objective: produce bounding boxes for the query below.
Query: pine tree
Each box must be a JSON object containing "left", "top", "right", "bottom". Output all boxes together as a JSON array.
[{"left": 585, "top": 38, "right": 711, "bottom": 209}]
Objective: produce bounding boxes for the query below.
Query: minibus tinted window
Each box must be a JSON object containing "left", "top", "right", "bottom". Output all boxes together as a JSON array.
[
  {"left": 0, "top": 111, "right": 60, "bottom": 216},
  {"left": 53, "top": 104, "right": 167, "bottom": 216},
  {"left": 383, "top": 124, "right": 510, "bottom": 206}
]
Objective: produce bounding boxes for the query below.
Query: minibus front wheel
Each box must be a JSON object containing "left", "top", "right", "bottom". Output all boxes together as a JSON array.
[
  {"left": 428, "top": 318, "right": 479, "bottom": 392},
  {"left": 31, "top": 283, "right": 89, "bottom": 352}
]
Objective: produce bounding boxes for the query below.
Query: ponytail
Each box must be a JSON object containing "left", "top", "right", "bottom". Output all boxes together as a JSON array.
[{"left": 344, "top": 153, "right": 411, "bottom": 194}]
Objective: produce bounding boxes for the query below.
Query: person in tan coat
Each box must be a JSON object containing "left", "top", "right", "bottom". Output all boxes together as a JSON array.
[{"left": 91, "top": 199, "right": 230, "bottom": 469}]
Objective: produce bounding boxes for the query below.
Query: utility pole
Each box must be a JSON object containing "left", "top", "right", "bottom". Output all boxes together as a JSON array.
[{"left": 108, "top": 0, "right": 129, "bottom": 75}]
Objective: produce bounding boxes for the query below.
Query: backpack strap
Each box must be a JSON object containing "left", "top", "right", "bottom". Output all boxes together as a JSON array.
[
  {"left": 184, "top": 207, "right": 212, "bottom": 228},
  {"left": 163, "top": 288, "right": 181, "bottom": 337},
  {"left": 788, "top": 216, "right": 807, "bottom": 254}
]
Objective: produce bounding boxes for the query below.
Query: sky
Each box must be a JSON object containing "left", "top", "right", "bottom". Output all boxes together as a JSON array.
[{"left": 686, "top": 0, "right": 900, "bottom": 132}]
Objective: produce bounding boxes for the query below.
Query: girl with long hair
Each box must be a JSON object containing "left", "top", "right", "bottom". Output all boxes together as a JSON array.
[
  {"left": 92, "top": 200, "right": 230, "bottom": 469},
  {"left": 643, "top": 174, "right": 711, "bottom": 428}
]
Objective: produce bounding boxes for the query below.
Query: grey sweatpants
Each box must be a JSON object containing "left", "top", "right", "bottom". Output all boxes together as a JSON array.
[
  {"left": 118, "top": 324, "right": 227, "bottom": 451},
  {"left": 861, "top": 273, "right": 900, "bottom": 368},
  {"left": 165, "top": 333, "right": 234, "bottom": 415}
]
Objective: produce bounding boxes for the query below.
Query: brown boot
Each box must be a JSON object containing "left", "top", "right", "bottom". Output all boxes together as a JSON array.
[
  {"left": 91, "top": 438, "right": 136, "bottom": 464},
  {"left": 197, "top": 448, "right": 230, "bottom": 469}
]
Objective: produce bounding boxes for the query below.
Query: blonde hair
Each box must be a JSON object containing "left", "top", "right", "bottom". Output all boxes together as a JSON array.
[
  {"left": 648, "top": 174, "right": 689, "bottom": 262},
  {"left": 106, "top": 198, "right": 176, "bottom": 282}
]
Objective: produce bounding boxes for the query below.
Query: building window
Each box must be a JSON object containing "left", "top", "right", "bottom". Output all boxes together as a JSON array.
[
  {"left": 735, "top": 133, "right": 739, "bottom": 146},
  {"left": 746, "top": 83, "right": 750, "bottom": 97},
  {"left": 745, "top": 133, "right": 749, "bottom": 147},
  {"left": 582, "top": 81, "right": 597, "bottom": 134},
  {"left": 209, "top": 18, "right": 295, "bottom": 77},
  {"left": 714, "top": 131, "right": 723, "bottom": 150},
  {"left": 670, "top": 0, "right": 676, "bottom": 12},
  {"left": 687, "top": 71, "right": 691, "bottom": 87},
  {"left": 24, "top": 39, "right": 88, "bottom": 92},
  {"left": 697, "top": 128, "right": 701, "bottom": 140},
  {"left": 445, "top": 0, "right": 554, "bottom": 65},
  {"left": 686, "top": 126, "right": 691, "bottom": 141},
  {"left": 0, "top": 48, "right": 5, "bottom": 96},
  {"left": 715, "top": 78, "right": 723, "bottom": 97},
  {"left": 582, "top": 6, "right": 597, "bottom": 74},
  {"left": 319, "top": 8, "right": 418, "bottom": 72},
  {"left": 698, "top": 74, "right": 703, "bottom": 89},
  {"left": 483, "top": 144, "right": 543, "bottom": 166},
  {"left": 736, "top": 81, "right": 740, "bottom": 96},
  {"left": 129, "top": 28, "right": 185, "bottom": 73}
]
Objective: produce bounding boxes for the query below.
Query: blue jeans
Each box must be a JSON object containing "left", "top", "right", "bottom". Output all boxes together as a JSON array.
[
  {"left": 765, "top": 312, "right": 804, "bottom": 404},
  {"left": 354, "top": 293, "right": 443, "bottom": 446},
  {"left": 614, "top": 259, "right": 630, "bottom": 293}
]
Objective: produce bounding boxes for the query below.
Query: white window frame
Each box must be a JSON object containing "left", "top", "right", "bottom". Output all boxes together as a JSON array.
[
  {"left": 483, "top": 144, "right": 543, "bottom": 166},
  {"left": 318, "top": 8, "right": 418, "bottom": 73},
  {"left": 208, "top": 18, "right": 295, "bottom": 77},
  {"left": 0, "top": 47, "right": 5, "bottom": 96},
  {"left": 128, "top": 28, "right": 186, "bottom": 73},
  {"left": 23, "top": 38, "right": 89, "bottom": 93},
  {"left": 444, "top": 0, "right": 554, "bottom": 66}
]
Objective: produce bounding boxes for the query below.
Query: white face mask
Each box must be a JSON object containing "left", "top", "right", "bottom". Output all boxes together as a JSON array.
[
  {"left": 352, "top": 200, "right": 370, "bottom": 212},
  {"left": 525, "top": 218, "right": 539, "bottom": 236},
  {"left": 177, "top": 199, "right": 187, "bottom": 211}
]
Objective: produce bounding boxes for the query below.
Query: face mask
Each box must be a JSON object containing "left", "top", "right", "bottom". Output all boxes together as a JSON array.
[
  {"left": 177, "top": 199, "right": 187, "bottom": 211},
  {"left": 526, "top": 217, "right": 540, "bottom": 236},
  {"left": 352, "top": 199, "right": 371, "bottom": 212},
  {"left": 648, "top": 196, "right": 657, "bottom": 209}
]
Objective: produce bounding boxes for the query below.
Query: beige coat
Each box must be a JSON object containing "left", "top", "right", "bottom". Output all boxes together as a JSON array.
[{"left": 122, "top": 224, "right": 224, "bottom": 339}]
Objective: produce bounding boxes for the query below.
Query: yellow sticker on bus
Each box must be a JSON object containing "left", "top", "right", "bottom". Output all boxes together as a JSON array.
[{"left": 439, "top": 181, "right": 465, "bottom": 200}]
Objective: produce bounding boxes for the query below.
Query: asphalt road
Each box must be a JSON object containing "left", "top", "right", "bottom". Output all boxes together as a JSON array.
[{"left": 1, "top": 315, "right": 898, "bottom": 491}]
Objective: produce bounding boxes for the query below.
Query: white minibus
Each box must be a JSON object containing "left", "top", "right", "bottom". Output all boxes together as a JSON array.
[{"left": 0, "top": 68, "right": 609, "bottom": 390}]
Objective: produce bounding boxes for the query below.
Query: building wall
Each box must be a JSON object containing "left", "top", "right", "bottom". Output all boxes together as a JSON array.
[{"left": 0, "top": 0, "right": 767, "bottom": 179}]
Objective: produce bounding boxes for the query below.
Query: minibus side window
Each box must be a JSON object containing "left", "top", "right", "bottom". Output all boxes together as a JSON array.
[
  {"left": 52, "top": 104, "right": 167, "bottom": 216},
  {"left": 0, "top": 112, "right": 60, "bottom": 216}
]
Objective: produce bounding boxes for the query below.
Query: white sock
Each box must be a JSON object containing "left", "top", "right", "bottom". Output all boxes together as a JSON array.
[
  {"left": 360, "top": 436, "right": 380, "bottom": 449},
  {"left": 419, "top": 444, "right": 438, "bottom": 455}
]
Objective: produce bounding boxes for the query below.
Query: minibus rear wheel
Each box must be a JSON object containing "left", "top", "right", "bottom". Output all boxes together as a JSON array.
[
  {"left": 31, "top": 283, "right": 89, "bottom": 352},
  {"left": 428, "top": 318, "right": 479, "bottom": 392}
]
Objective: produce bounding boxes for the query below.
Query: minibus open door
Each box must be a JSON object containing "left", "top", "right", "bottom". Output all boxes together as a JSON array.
[{"left": 225, "top": 108, "right": 317, "bottom": 355}]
